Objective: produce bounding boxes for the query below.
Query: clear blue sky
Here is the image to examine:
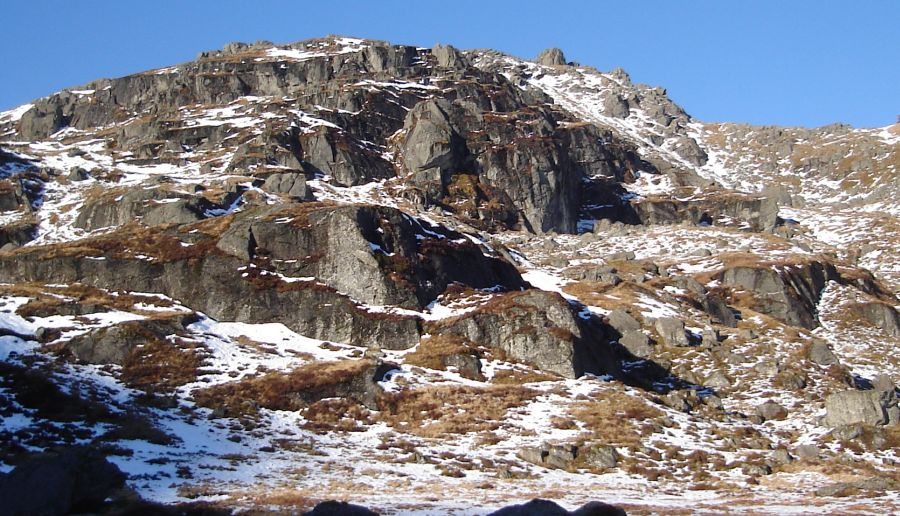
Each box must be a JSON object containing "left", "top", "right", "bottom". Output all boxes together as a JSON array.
[{"left": 2, "top": 1, "right": 897, "bottom": 128}]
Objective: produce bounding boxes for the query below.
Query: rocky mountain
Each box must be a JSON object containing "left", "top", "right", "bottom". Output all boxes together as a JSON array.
[{"left": 0, "top": 36, "right": 898, "bottom": 514}]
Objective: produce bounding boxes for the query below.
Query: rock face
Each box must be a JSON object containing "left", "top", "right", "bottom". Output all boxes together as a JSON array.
[
  {"left": 65, "top": 317, "right": 192, "bottom": 365},
  {"left": 216, "top": 203, "right": 526, "bottom": 308},
  {"left": 850, "top": 302, "right": 900, "bottom": 337},
  {"left": 720, "top": 261, "right": 837, "bottom": 329},
  {"left": 431, "top": 290, "right": 611, "bottom": 378},
  {"left": 0, "top": 228, "right": 424, "bottom": 350},
  {"left": 74, "top": 180, "right": 236, "bottom": 231},
  {"left": 824, "top": 389, "right": 900, "bottom": 427},
  {"left": 630, "top": 193, "right": 779, "bottom": 232},
  {"left": 536, "top": 48, "right": 567, "bottom": 66}
]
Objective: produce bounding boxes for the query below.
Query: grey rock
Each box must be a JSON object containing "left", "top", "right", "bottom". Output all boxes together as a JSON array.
[
  {"left": 433, "top": 290, "right": 607, "bottom": 378},
  {"left": 794, "top": 444, "right": 819, "bottom": 460},
  {"left": 606, "top": 309, "right": 641, "bottom": 333},
  {"left": 704, "top": 370, "right": 732, "bottom": 389},
  {"left": 67, "top": 167, "right": 91, "bottom": 181},
  {"left": 753, "top": 360, "right": 781, "bottom": 377},
  {"left": 619, "top": 331, "right": 653, "bottom": 358},
  {"left": 756, "top": 400, "right": 788, "bottom": 421},
  {"left": 261, "top": 172, "right": 315, "bottom": 200},
  {"left": 580, "top": 445, "right": 620, "bottom": 470},
  {"left": 654, "top": 317, "right": 689, "bottom": 347},
  {"left": 536, "top": 47, "right": 567, "bottom": 66},
  {"left": 807, "top": 339, "right": 838, "bottom": 366},
  {"left": 850, "top": 302, "right": 900, "bottom": 337},
  {"left": 741, "top": 463, "right": 772, "bottom": 476},
  {"left": 770, "top": 448, "right": 793, "bottom": 465},
  {"left": 824, "top": 389, "right": 898, "bottom": 427},
  {"left": 431, "top": 44, "right": 468, "bottom": 69},
  {"left": 602, "top": 94, "right": 629, "bottom": 119},
  {"left": 720, "top": 261, "right": 837, "bottom": 329}
]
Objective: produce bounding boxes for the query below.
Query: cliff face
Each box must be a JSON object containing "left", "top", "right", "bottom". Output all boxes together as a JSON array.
[{"left": 0, "top": 36, "right": 898, "bottom": 514}]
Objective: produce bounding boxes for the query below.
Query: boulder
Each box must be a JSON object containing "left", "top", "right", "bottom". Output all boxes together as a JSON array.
[
  {"left": 756, "top": 400, "right": 788, "bottom": 421},
  {"left": 580, "top": 445, "right": 620, "bottom": 469},
  {"left": 304, "top": 501, "right": 379, "bottom": 516},
  {"left": 823, "top": 389, "right": 899, "bottom": 427},
  {"left": 654, "top": 317, "right": 689, "bottom": 347},
  {"left": 619, "top": 331, "right": 653, "bottom": 358},
  {"left": 720, "top": 261, "right": 836, "bottom": 329},
  {"left": 432, "top": 290, "right": 606, "bottom": 378},
  {"left": 261, "top": 172, "right": 315, "bottom": 200},
  {"left": 807, "top": 339, "right": 838, "bottom": 366},
  {"left": 489, "top": 499, "right": 626, "bottom": 516},
  {"left": 606, "top": 309, "right": 641, "bottom": 334},
  {"left": 0, "top": 447, "right": 127, "bottom": 516}
]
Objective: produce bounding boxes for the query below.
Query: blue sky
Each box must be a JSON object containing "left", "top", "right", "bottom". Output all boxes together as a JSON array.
[{"left": 2, "top": 1, "right": 897, "bottom": 128}]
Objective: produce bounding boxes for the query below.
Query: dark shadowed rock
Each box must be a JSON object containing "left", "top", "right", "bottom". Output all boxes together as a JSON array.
[
  {"left": 304, "top": 500, "right": 380, "bottom": 516},
  {"left": 488, "top": 498, "right": 626, "bottom": 516},
  {"left": 0, "top": 447, "right": 126, "bottom": 516}
]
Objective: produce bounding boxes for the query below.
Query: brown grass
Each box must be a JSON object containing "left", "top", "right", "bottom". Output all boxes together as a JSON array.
[
  {"left": 404, "top": 334, "right": 481, "bottom": 379},
  {"left": 568, "top": 390, "right": 663, "bottom": 447},
  {"left": 193, "top": 359, "right": 374, "bottom": 416},
  {"left": 378, "top": 385, "right": 537, "bottom": 437},
  {"left": 120, "top": 335, "right": 205, "bottom": 392}
]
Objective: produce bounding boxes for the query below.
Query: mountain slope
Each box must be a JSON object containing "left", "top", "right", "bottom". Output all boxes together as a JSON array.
[{"left": 0, "top": 36, "right": 898, "bottom": 515}]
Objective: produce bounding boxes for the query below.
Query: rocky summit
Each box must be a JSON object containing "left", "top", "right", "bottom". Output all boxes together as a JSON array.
[{"left": 0, "top": 36, "right": 898, "bottom": 515}]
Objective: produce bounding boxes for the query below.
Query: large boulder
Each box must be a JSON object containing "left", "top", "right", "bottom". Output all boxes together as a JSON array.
[
  {"left": 824, "top": 389, "right": 899, "bottom": 427},
  {"left": 720, "top": 261, "right": 837, "bottom": 329},
  {"left": 429, "top": 290, "right": 610, "bottom": 378},
  {"left": 0, "top": 447, "right": 127, "bottom": 516},
  {"left": 488, "top": 498, "right": 626, "bottom": 516},
  {"left": 654, "top": 317, "right": 689, "bottom": 347}
]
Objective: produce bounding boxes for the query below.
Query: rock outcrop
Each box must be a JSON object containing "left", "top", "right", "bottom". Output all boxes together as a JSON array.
[
  {"left": 429, "top": 290, "right": 611, "bottom": 378},
  {"left": 720, "top": 260, "right": 838, "bottom": 329}
]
